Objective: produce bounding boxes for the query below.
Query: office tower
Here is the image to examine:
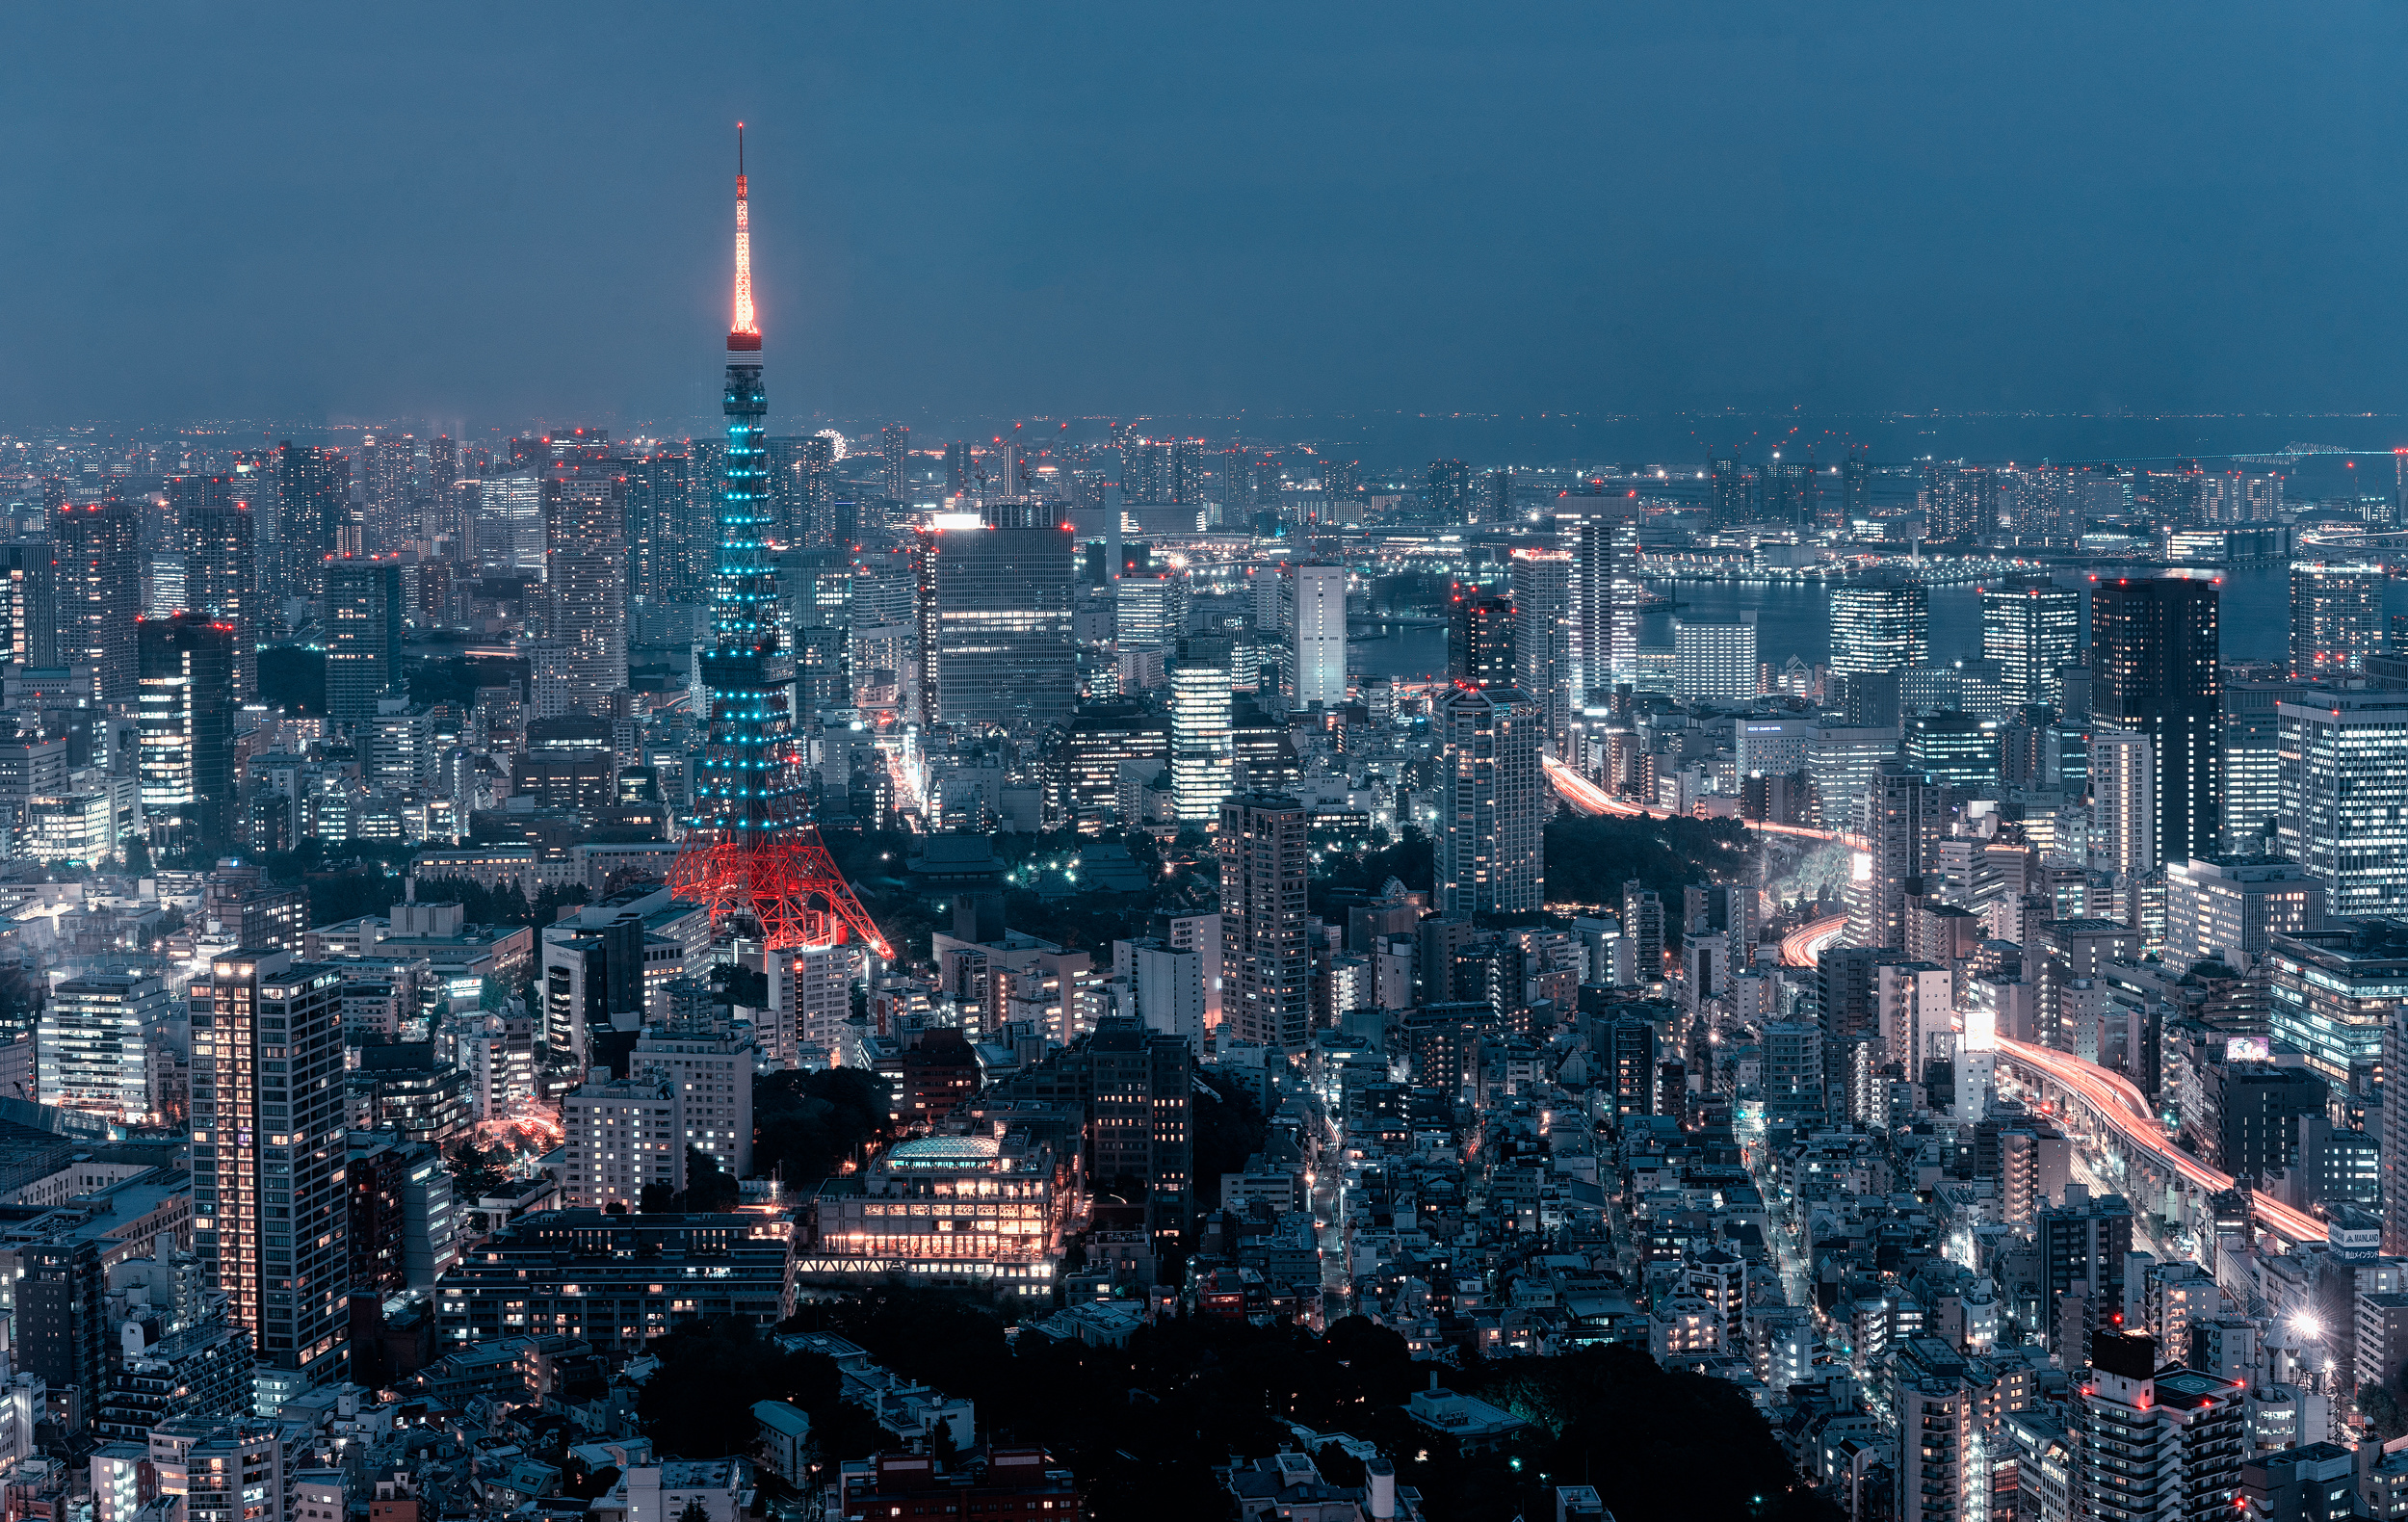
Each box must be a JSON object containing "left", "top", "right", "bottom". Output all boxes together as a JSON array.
[
  {"left": 1854, "top": 762, "right": 1932, "bottom": 949},
  {"left": 878, "top": 424, "right": 910, "bottom": 504},
  {"left": 37, "top": 970, "right": 170, "bottom": 1118},
  {"left": 0, "top": 539, "right": 56, "bottom": 667},
  {"left": 1672, "top": 618, "right": 1756, "bottom": 702},
  {"left": 944, "top": 440, "right": 969, "bottom": 496},
  {"left": 544, "top": 469, "right": 629, "bottom": 711},
  {"left": 194, "top": 949, "right": 348, "bottom": 1395},
  {"left": 2165, "top": 855, "right": 2322, "bottom": 970},
  {"left": 920, "top": 501, "right": 1077, "bottom": 727},
  {"left": 2289, "top": 561, "right": 2384, "bottom": 678},
  {"left": 2071, "top": 1333, "right": 2244, "bottom": 1518},
  {"left": 1708, "top": 451, "right": 1744, "bottom": 527},
  {"left": 1219, "top": 793, "right": 1310, "bottom": 1051},
  {"left": 2278, "top": 688, "right": 2408, "bottom": 918},
  {"left": 1168, "top": 639, "right": 1234, "bottom": 822},
  {"left": 1981, "top": 583, "right": 2081, "bottom": 708},
  {"left": 1426, "top": 459, "right": 1472, "bottom": 522},
  {"left": 1451, "top": 592, "right": 1516, "bottom": 690},
  {"left": 362, "top": 433, "right": 413, "bottom": 551},
  {"left": 2093, "top": 576, "right": 2221, "bottom": 868},
  {"left": 1900, "top": 711, "right": 1999, "bottom": 791},
  {"left": 2218, "top": 672, "right": 2296, "bottom": 852},
  {"left": 138, "top": 615, "right": 236, "bottom": 851},
  {"left": 53, "top": 498, "right": 143, "bottom": 706},
  {"left": 1281, "top": 563, "right": 1347, "bottom": 709},
  {"left": 180, "top": 492, "right": 259, "bottom": 702},
  {"left": 323, "top": 560, "right": 402, "bottom": 724},
  {"left": 1436, "top": 683, "right": 1544, "bottom": 914},
  {"left": 1508, "top": 548, "right": 1572, "bottom": 747},
  {"left": 667, "top": 143, "right": 891, "bottom": 963},
  {"left": 274, "top": 442, "right": 347, "bottom": 594},
  {"left": 2209, "top": 1063, "right": 2324, "bottom": 1180},
  {"left": 2090, "top": 728, "right": 2156, "bottom": 883},
  {"left": 1574, "top": 504, "right": 1640, "bottom": 699},
  {"left": 1829, "top": 576, "right": 1928, "bottom": 675},
  {"left": 475, "top": 473, "right": 544, "bottom": 570}
]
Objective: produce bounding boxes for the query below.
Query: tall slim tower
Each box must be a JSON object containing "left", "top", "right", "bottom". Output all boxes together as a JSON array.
[{"left": 669, "top": 131, "right": 892, "bottom": 958}]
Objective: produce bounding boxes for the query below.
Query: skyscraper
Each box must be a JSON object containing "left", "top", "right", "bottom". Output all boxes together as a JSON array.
[
  {"left": 1921, "top": 464, "right": 1996, "bottom": 545},
  {"left": 324, "top": 560, "right": 402, "bottom": 724},
  {"left": 138, "top": 615, "right": 236, "bottom": 851},
  {"left": 1574, "top": 504, "right": 1639, "bottom": 700},
  {"left": 544, "top": 468, "right": 629, "bottom": 712},
  {"left": 879, "top": 424, "right": 910, "bottom": 504},
  {"left": 1436, "top": 683, "right": 1544, "bottom": 915},
  {"left": 1672, "top": 618, "right": 1757, "bottom": 702},
  {"left": 2278, "top": 688, "right": 2408, "bottom": 919},
  {"left": 2219, "top": 672, "right": 2297, "bottom": 852},
  {"left": 1830, "top": 576, "right": 1929, "bottom": 675},
  {"left": 1450, "top": 592, "right": 1515, "bottom": 690},
  {"left": 179, "top": 486, "right": 260, "bottom": 703},
  {"left": 1509, "top": 547, "right": 1573, "bottom": 748},
  {"left": 1280, "top": 563, "right": 1346, "bottom": 710},
  {"left": 1981, "top": 583, "right": 2081, "bottom": 708},
  {"left": 1853, "top": 761, "right": 1932, "bottom": 949},
  {"left": 921, "top": 500, "right": 1077, "bottom": 728},
  {"left": 274, "top": 443, "right": 348, "bottom": 597},
  {"left": 1708, "top": 452, "right": 1744, "bottom": 528},
  {"left": 1479, "top": 468, "right": 1511, "bottom": 525},
  {"left": 52, "top": 498, "right": 143, "bottom": 706},
  {"left": 2089, "top": 728, "right": 2156, "bottom": 882},
  {"left": 1426, "top": 459, "right": 1472, "bottom": 522},
  {"left": 1168, "top": 639, "right": 1234, "bottom": 823},
  {"left": 2092, "top": 576, "right": 2221, "bottom": 868},
  {"left": 362, "top": 433, "right": 413, "bottom": 552},
  {"left": 194, "top": 949, "right": 349, "bottom": 1398},
  {"left": 425, "top": 434, "right": 459, "bottom": 543},
  {"left": 625, "top": 451, "right": 704, "bottom": 608},
  {"left": 1219, "top": 793, "right": 1309, "bottom": 1051},
  {"left": 2289, "top": 561, "right": 2385, "bottom": 678}
]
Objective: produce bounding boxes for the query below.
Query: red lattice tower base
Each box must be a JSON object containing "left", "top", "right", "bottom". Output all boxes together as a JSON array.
[{"left": 668, "top": 825, "right": 895, "bottom": 958}]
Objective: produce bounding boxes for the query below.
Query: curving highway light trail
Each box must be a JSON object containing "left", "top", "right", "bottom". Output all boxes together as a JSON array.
[
  {"left": 1542, "top": 754, "right": 1867, "bottom": 850},
  {"left": 1779, "top": 913, "right": 1850, "bottom": 968},
  {"left": 1995, "top": 1037, "right": 2327, "bottom": 1247}
]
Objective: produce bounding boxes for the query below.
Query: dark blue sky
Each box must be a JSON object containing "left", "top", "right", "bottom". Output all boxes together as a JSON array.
[{"left": 5, "top": 3, "right": 2406, "bottom": 443}]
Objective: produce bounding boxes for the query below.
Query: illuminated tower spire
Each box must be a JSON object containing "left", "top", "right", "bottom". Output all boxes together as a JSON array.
[
  {"left": 731, "top": 123, "right": 757, "bottom": 345},
  {"left": 671, "top": 130, "right": 892, "bottom": 959}
]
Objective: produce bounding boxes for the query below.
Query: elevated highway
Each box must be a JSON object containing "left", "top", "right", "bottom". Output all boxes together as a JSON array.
[
  {"left": 1779, "top": 914, "right": 1849, "bottom": 968},
  {"left": 1543, "top": 754, "right": 1866, "bottom": 850},
  {"left": 1992, "top": 1037, "right": 2327, "bottom": 1249}
]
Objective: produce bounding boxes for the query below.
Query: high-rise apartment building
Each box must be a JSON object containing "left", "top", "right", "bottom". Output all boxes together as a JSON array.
[
  {"left": 193, "top": 949, "right": 349, "bottom": 1395},
  {"left": 2278, "top": 688, "right": 2408, "bottom": 918},
  {"left": 921, "top": 501, "right": 1076, "bottom": 728},
  {"left": 2289, "top": 561, "right": 2385, "bottom": 678},
  {"left": 1672, "top": 618, "right": 1757, "bottom": 702},
  {"left": 37, "top": 970, "right": 170, "bottom": 1119},
  {"left": 879, "top": 425, "right": 910, "bottom": 504},
  {"left": 1508, "top": 548, "right": 1573, "bottom": 747},
  {"left": 274, "top": 443, "right": 349, "bottom": 596},
  {"left": 2089, "top": 728, "right": 2156, "bottom": 883},
  {"left": 138, "top": 615, "right": 237, "bottom": 851},
  {"left": 1220, "top": 794, "right": 1309, "bottom": 1051},
  {"left": 1853, "top": 762, "right": 1933, "bottom": 950},
  {"left": 1281, "top": 564, "right": 1347, "bottom": 710},
  {"left": 1830, "top": 576, "right": 1929, "bottom": 675},
  {"left": 1426, "top": 459, "right": 1472, "bottom": 522},
  {"left": 324, "top": 560, "right": 403, "bottom": 724},
  {"left": 544, "top": 469, "right": 630, "bottom": 711},
  {"left": 178, "top": 488, "right": 260, "bottom": 702},
  {"left": 1981, "top": 583, "right": 2081, "bottom": 708},
  {"left": 2092, "top": 576, "right": 2221, "bottom": 868},
  {"left": 625, "top": 452, "right": 704, "bottom": 608},
  {"left": 53, "top": 499, "right": 143, "bottom": 706},
  {"left": 2070, "top": 1333, "right": 2244, "bottom": 1520},
  {"left": 362, "top": 433, "right": 413, "bottom": 552},
  {"left": 562, "top": 1073, "right": 684, "bottom": 1211},
  {"left": 1436, "top": 684, "right": 1544, "bottom": 915}
]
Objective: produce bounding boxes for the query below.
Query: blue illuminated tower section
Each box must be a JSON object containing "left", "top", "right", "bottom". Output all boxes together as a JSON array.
[{"left": 670, "top": 131, "right": 891, "bottom": 957}]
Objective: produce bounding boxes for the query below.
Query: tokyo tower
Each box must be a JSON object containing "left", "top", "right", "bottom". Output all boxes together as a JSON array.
[{"left": 668, "top": 128, "right": 893, "bottom": 958}]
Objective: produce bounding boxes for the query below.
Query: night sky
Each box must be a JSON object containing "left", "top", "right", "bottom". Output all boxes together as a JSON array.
[{"left": 6, "top": 3, "right": 2407, "bottom": 440}]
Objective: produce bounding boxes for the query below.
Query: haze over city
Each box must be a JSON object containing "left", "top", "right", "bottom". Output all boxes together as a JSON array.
[{"left": 5, "top": 9, "right": 2408, "bottom": 1522}]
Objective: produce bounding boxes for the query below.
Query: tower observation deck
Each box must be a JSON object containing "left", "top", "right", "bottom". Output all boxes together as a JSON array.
[{"left": 669, "top": 131, "right": 893, "bottom": 958}]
